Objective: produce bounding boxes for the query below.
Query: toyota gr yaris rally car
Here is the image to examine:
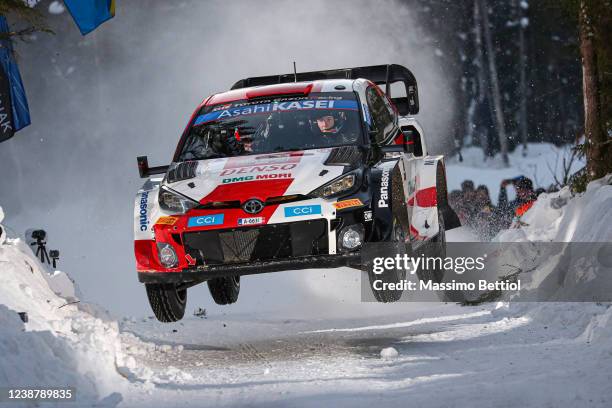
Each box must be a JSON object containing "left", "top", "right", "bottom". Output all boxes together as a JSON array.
[{"left": 134, "top": 64, "right": 460, "bottom": 322}]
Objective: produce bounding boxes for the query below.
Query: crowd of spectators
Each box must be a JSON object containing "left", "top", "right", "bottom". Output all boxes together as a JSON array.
[{"left": 448, "top": 176, "right": 549, "bottom": 240}]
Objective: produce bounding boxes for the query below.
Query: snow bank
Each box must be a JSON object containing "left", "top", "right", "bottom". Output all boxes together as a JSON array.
[
  {"left": 497, "top": 174, "right": 612, "bottom": 242},
  {"left": 491, "top": 175, "right": 612, "bottom": 300},
  {"left": 491, "top": 175, "right": 612, "bottom": 344},
  {"left": 0, "top": 204, "right": 197, "bottom": 404},
  {"left": 0, "top": 206, "right": 147, "bottom": 404}
]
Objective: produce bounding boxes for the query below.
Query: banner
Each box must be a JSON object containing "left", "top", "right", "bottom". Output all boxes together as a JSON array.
[
  {"left": 63, "top": 0, "right": 116, "bottom": 35},
  {"left": 0, "top": 60, "right": 14, "bottom": 142},
  {"left": 0, "top": 15, "right": 31, "bottom": 143}
]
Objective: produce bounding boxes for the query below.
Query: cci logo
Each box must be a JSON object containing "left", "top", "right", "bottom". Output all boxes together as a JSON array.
[
  {"left": 284, "top": 205, "right": 322, "bottom": 217},
  {"left": 188, "top": 214, "right": 224, "bottom": 227}
]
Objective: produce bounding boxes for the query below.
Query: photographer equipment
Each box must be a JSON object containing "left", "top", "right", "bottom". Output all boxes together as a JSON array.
[
  {"left": 30, "top": 229, "right": 50, "bottom": 264},
  {"left": 49, "top": 250, "right": 60, "bottom": 269}
]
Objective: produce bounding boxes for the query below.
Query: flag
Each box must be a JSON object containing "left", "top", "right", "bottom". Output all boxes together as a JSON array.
[
  {"left": 63, "top": 0, "right": 116, "bottom": 35},
  {"left": 0, "top": 15, "right": 31, "bottom": 143}
]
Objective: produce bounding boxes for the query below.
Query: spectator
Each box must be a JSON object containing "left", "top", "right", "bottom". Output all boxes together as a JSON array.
[
  {"left": 475, "top": 185, "right": 494, "bottom": 212},
  {"left": 460, "top": 180, "right": 479, "bottom": 221},
  {"left": 473, "top": 185, "right": 497, "bottom": 239},
  {"left": 461, "top": 180, "right": 475, "bottom": 195},
  {"left": 498, "top": 176, "right": 537, "bottom": 227}
]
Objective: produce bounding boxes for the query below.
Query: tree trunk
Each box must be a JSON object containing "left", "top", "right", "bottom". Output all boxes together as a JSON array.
[
  {"left": 473, "top": 0, "right": 490, "bottom": 160},
  {"left": 579, "top": 0, "right": 606, "bottom": 180},
  {"left": 517, "top": 0, "right": 528, "bottom": 156},
  {"left": 478, "top": 0, "right": 509, "bottom": 166}
]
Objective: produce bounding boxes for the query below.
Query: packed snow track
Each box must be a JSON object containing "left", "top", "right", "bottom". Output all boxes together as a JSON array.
[{"left": 120, "top": 302, "right": 612, "bottom": 408}]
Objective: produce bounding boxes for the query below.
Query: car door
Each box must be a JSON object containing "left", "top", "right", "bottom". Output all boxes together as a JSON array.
[{"left": 365, "top": 85, "right": 415, "bottom": 235}]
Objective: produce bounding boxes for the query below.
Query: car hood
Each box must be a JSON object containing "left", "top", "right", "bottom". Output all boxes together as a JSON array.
[{"left": 165, "top": 146, "right": 363, "bottom": 204}]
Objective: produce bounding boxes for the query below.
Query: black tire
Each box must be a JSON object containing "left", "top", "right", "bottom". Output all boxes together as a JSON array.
[
  {"left": 368, "top": 217, "right": 407, "bottom": 303},
  {"left": 208, "top": 275, "right": 240, "bottom": 305},
  {"left": 436, "top": 163, "right": 461, "bottom": 230},
  {"left": 145, "top": 283, "right": 187, "bottom": 322}
]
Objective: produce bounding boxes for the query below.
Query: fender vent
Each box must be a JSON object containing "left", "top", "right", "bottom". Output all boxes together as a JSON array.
[
  {"left": 324, "top": 146, "right": 363, "bottom": 168},
  {"left": 167, "top": 161, "right": 198, "bottom": 183}
]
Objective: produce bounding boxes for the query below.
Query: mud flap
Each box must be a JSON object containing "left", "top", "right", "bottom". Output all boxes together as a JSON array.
[{"left": 440, "top": 205, "right": 461, "bottom": 230}]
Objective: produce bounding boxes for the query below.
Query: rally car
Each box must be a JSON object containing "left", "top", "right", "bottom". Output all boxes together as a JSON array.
[{"left": 134, "top": 64, "right": 460, "bottom": 322}]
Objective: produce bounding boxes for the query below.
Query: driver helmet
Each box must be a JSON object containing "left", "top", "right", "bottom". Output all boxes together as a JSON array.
[{"left": 313, "top": 111, "right": 346, "bottom": 134}]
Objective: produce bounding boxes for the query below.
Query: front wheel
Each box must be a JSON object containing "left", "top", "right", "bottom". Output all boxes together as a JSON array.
[
  {"left": 145, "top": 283, "right": 187, "bottom": 322},
  {"left": 208, "top": 275, "right": 240, "bottom": 305}
]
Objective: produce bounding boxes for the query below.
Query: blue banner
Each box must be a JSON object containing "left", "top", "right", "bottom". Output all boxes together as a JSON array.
[
  {"left": 64, "top": 0, "right": 116, "bottom": 35},
  {"left": 0, "top": 16, "right": 30, "bottom": 141},
  {"left": 195, "top": 99, "right": 358, "bottom": 126}
]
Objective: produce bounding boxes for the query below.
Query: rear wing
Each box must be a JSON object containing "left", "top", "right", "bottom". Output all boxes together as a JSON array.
[{"left": 230, "top": 64, "right": 419, "bottom": 116}]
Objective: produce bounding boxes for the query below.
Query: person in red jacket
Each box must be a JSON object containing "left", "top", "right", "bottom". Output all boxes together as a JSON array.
[{"left": 497, "top": 176, "right": 537, "bottom": 227}]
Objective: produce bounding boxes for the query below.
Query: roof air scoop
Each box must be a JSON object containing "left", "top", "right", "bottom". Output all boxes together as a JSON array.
[{"left": 245, "top": 83, "right": 313, "bottom": 100}]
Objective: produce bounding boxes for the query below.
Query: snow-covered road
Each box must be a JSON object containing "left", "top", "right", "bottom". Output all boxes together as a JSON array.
[{"left": 118, "top": 301, "right": 612, "bottom": 407}]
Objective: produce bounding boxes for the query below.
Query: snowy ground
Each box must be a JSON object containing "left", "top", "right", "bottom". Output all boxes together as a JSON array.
[
  {"left": 1, "top": 175, "right": 611, "bottom": 407},
  {"left": 115, "top": 301, "right": 612, "bottom": 408}
]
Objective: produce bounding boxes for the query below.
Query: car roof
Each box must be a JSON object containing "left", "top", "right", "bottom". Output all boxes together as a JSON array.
[{"left": 205, "top": 79, "right": 357, "bottom": 106}]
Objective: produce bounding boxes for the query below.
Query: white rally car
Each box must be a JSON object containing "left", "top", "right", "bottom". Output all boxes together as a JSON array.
[{"left": 134, "top": 64, "right": 460, "bottom": 322}]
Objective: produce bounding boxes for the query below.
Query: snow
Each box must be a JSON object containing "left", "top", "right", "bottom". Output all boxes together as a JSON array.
[
  {"left": 496, "top": 174, "right": 612, "bottom": 242},
  {"left": 1, "top": 173, "right": 611, "bottom": 406},
  {"left": 520, "top": 17, "right": 530, "bottom": 28},
  {"left": 48, "top": 1, "right": 65, "bottom": 15},
  {"left": 492, "top": 175, "right": 612, "bottom": 303},
  {"left": 380, "top": 347, "right": 399, "bottom": 359},
  {"left": 0, "top": 239, "right": 126, "bottom": 402}
]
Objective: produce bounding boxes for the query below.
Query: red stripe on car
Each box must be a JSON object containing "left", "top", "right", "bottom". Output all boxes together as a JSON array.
[
  {"left": 201, "top": 179, "right": 293, "bottom": 204},
  {"left": 415, "top": 186, "right": 437, "bottom": 207}
]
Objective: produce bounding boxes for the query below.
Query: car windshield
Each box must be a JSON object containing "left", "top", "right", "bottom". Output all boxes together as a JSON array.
[{"left": 177, "top": 92, "right": 363, "bottom": 160}]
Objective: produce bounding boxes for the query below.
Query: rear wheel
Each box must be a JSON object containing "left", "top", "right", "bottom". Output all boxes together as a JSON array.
[
  {"left": 208, "top": 275, "right": 240, "bottom": 305},
  {"left": 145, "top": 283, "right": 187, "bottom": 322},
  {"left": 368, "top": 217, "right": 407, "bottom": 303}
]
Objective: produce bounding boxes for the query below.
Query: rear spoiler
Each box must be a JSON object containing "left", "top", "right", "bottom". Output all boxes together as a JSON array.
[{"left": 230, "top": 64, "right": 419, "bottom": 116}]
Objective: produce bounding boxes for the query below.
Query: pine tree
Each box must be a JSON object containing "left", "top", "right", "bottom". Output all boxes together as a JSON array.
[{"left": 578, "top": 0, "right": 611, "bottom": 180}]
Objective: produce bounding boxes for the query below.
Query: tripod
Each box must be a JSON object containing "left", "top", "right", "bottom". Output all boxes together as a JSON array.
[{"left": 31, "top": 238, "right": 51, "bottom": 265}]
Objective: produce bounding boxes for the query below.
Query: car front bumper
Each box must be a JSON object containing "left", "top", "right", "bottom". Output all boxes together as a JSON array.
[{"left": 137, "top": 252, "right": 361, "bottom": 284}]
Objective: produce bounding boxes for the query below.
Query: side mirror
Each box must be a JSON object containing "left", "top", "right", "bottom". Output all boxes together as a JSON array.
[
  {"left": 391, "top": 97, "right": 410, "bottom": 116},
  {"left": 137, "top": 156, "right": 169, "bottom": 178},
  {"left": 401, "top": 126, "right": 423, "bottom": 157}
]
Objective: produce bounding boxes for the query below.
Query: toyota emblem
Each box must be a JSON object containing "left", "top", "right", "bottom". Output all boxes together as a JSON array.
[{"left": 243, "top": 199, "right": 264, "bottom": 214}]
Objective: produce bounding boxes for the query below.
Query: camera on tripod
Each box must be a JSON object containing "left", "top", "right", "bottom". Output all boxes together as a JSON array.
[
  {"left": 27, "top": 229, "right": 60, "bottom": 268},
  {"left": 31, "top": 229, "right": 46, "bottom": 242}
]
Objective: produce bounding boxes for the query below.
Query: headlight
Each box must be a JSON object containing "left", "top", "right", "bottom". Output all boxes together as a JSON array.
[
  {"left": 310, "top": 173, "right": 357, "bottom": 198},
  {"left": 158, "top": 186, "right": 199, "bottom": 214}
]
